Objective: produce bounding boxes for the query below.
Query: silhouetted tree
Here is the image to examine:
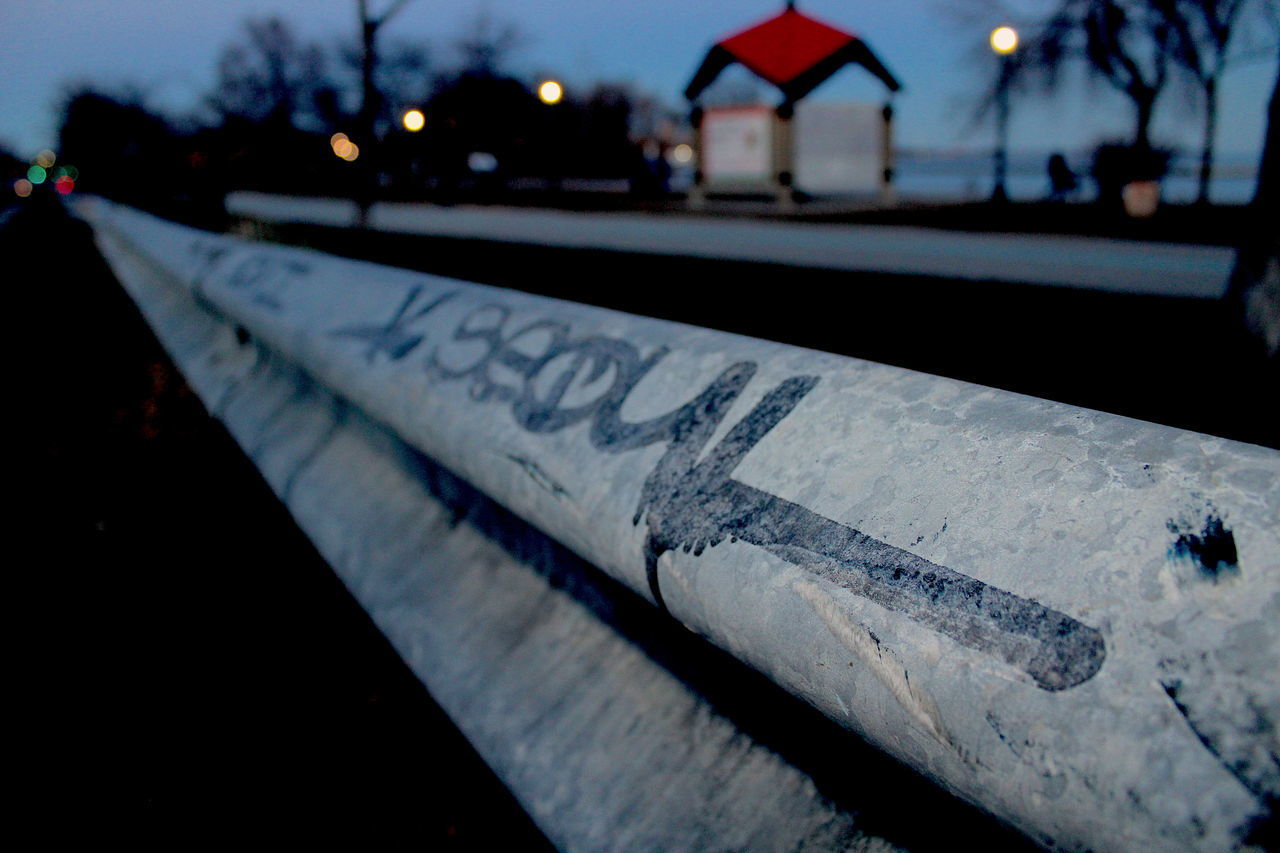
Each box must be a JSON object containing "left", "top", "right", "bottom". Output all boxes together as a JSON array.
[
  {"left": 1033, "top": 0, "right": 1180, "bottom": 151},
  {"left": 372, "top": 40, "right": 433, "bottom": 116},
  {"left": 207, "top": 17, "right": 328, "bottom": 129},
  {"left": 581, "top": 85, "right": 636, "bottom": 177},
  {"left": 422, "top": 71, "right": 540, "bottom": 191},
  {"left": 52, "top": 87, "right": 224, "bottom": 225},
  {"left": 352, "top": 1, "right": 419, "bottom": 221},
  {"left": 1152, "top": 0, "right": 1280, "bottom": 202},
  {"left": 1225, "top": 50, "right": 1280, "bottom": 356},
  {"left": 454, "top": 9, "right": 524, "bottom": 76},
  {"left": 202, "top": 18, "right": 343, "bottom": 195},
  {"left": 58, "top": 88, "right": 179, "bottom": 203}
]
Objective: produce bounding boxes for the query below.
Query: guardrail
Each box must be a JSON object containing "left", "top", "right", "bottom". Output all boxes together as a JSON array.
[{"left": 80, "top": 197, "right": 1279, "bottom": 852}]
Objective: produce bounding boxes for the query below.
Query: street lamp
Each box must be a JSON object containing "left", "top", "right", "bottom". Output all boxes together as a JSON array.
[
  {"left": 538, "top": 80, "right": 564, "bottom": 105},
  {"left": 990, "top": 25, "right": 1018, "bottom": 54},
  {"left": 402, "top": 108, "right": 425, "bottom": 132},
  {"left": 990, "top": 25, "right": 1018, "bottom": 203}
]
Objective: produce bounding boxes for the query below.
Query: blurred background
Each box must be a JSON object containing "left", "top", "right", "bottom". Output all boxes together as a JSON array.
[{"left": 2, "top": 0, "right": 1277, "bottom": 219}]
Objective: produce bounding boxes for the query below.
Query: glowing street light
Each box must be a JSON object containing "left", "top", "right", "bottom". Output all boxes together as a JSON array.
[
  {"left": 989, "top": 25, "right": 1019, "bottom": 203},
  {"left": 402, "top": 108, "right": 425, "bottom": 132},
  {"left": 330, "top": 132, "right": 360, "bottom": 161},
  {"left": 990, "top": 25, "right": 1018, "bottom": 55},
  {"left": 538, "top": 80, "right": 563, "bottom": 105}
]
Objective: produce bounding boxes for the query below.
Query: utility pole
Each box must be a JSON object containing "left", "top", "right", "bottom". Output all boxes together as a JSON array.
[{"left": 355, "top": 0, "right": 415, "bottom": 225}]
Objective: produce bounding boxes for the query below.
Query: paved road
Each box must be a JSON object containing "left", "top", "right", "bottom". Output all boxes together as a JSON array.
[{"left": 226, "top": 192, "right": 1236, "bottom": 298}]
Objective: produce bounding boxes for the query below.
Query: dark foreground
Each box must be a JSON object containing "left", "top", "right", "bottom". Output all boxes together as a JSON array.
[{"left": 12, "top": 196, "right": 554, "bottom": 847}]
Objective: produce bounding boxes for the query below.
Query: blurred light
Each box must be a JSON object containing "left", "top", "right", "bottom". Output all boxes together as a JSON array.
[
  {"left": 990, "top": 26, "right": 1018, "bottom": 54},
  {"left": 402, "top": 109, "right": 425, "bottom": 132},
  {"left": 1122, "top": 181, "right": 1159, "bottom": 218},
  {"left": 331, "top": 131, "right": 361, "bottom": 161},
  {"left": 538, "top": 80, "right": 563, "bottom": 105},
  {"left": 14, "top": 178, "right": 33, "bottom": 198},
  {"left": 54, "top": 175, "right": 75, "bottom": 195},
  {"left": 671, "top": 143, "right": 694, "bottom": 164},
  {"left": 35, "top": 149, "right": 56, "bottom": 169},
  {"left": 468, "top": 151, "right": 498, "bottom": 173},
  {"left": 27, "top": 165, "right": 47, "bottom": 184},
  {"left": 62, "top": 164, "right": 79, "bottom": 180}
]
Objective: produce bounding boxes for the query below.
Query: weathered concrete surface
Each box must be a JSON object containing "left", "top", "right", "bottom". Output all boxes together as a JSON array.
[
  {"left": 83, "top": 198, "right": 1280, "bottom": 852},
  {"left": 225, "top": 191, "right": 1235, "bottom": 297},
  {"left": 87, "top": 210, "right": 909, "bottom": 852}
]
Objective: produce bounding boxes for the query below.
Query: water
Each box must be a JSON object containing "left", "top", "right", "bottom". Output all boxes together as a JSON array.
[{"left": 893, "top": 150, "right": 1259, "bottom": 205}]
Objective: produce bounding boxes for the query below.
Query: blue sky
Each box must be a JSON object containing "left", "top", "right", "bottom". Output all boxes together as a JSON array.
[{"left": 1, "top": 0, "right": 1275, "bottom": 161}]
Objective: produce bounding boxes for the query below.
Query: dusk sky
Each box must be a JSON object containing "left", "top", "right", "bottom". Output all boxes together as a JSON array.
[{"left": 2, "top": 0, "right": 1276, "bottom": 161}]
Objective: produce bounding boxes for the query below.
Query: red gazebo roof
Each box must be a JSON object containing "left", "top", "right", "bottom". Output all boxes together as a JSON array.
[{"left": 685, "top": 6, "right": 901, "bottom": 103}]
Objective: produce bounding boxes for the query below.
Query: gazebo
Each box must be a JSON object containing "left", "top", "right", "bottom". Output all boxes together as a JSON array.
[{"left": 684, "top": 2, "right": 902, "bottom": 205}]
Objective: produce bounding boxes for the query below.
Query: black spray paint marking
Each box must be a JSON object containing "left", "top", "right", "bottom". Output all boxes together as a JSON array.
[
  {"left": 503, "top": 453, "right": 572, "bottom": 501},
  {"left": 1160, "top": 676, "right": 1277, "bottom": 805},
  {"left": 223, "top": 254, "right": 310, "bottom": 310},
  {"left": 306, "top": 283, "right": 1105, "bottom": 690},
  {"left": 188, "top": 241, "right": 310, "bottom": 312},
  {"left": 332, "top": 287, "right": 459, "bottom": 363},
  {"left": 1166, "top": 502, "right": 1240, "bottom": 583}
]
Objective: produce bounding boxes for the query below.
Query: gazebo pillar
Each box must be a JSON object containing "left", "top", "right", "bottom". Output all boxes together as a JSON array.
[
  {"left": 683, "top": 3, "right": 901, "bottom": 210},
  {"left": 689, "top": 106, "right": 707, "bottom": 209},
  {"left": 774, "top": 102, "right": 796, "bottom": 210}
]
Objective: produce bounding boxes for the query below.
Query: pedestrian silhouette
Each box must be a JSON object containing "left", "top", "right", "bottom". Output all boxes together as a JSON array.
[{"left": 1047, "top": 153, "right": 1077, "bottom": 202}]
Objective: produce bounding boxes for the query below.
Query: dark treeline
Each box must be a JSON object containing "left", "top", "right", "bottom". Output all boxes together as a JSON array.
[{"left": 51, "top": 13, "right": 679, "bottom": 227}]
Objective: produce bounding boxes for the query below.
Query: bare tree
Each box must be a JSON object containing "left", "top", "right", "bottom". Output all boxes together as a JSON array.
[
  {"left": 1153, "top": 0, "right": 1280, "bottom": 202},
  {"left": 208, "top": 17, "right": 327, "bottom": 128},
  {"left": 350, "top": 0, "right": 419, "bottom": 223},
  {"left": 355, "top": 0, "right": 416, "bottom": 144},
  {"left": 1031, "top": 0, "right": 1182, "bottom": 150},
  {"left": 376, "top": 40, "right": 433, "bottom": 114},
  {"left": 453, "top": 9, "right": 525, "bottom": 76},
  {"left": 330, "top": 37, "right": 431, "bottom": 130},
  {"left": 1225, "top": 49, "right": 1280, "bottom": 356}
]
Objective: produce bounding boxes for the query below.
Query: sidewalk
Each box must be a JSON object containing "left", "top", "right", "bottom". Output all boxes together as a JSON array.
[{"left": 227, "top": 192, "right": 1237, "bottom": 298}]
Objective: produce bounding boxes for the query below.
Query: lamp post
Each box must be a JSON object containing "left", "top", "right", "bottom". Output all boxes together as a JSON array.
[
  {"left": 538, "top": 80, "right": 564, "bottom": 105},
  {"left": 535, "top": 80, "right": 565, "bottom": 190},
  {"left": 401, "top": 109, "right": 425, "bottom": 132},
  {"left": 990, "top": 25, "right": 1018, "bottom": 204}
]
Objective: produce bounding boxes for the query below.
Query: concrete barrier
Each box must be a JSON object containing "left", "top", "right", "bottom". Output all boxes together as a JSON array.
[{"left": 81, "top": 197, "right": 1279, "bottom": 852}]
